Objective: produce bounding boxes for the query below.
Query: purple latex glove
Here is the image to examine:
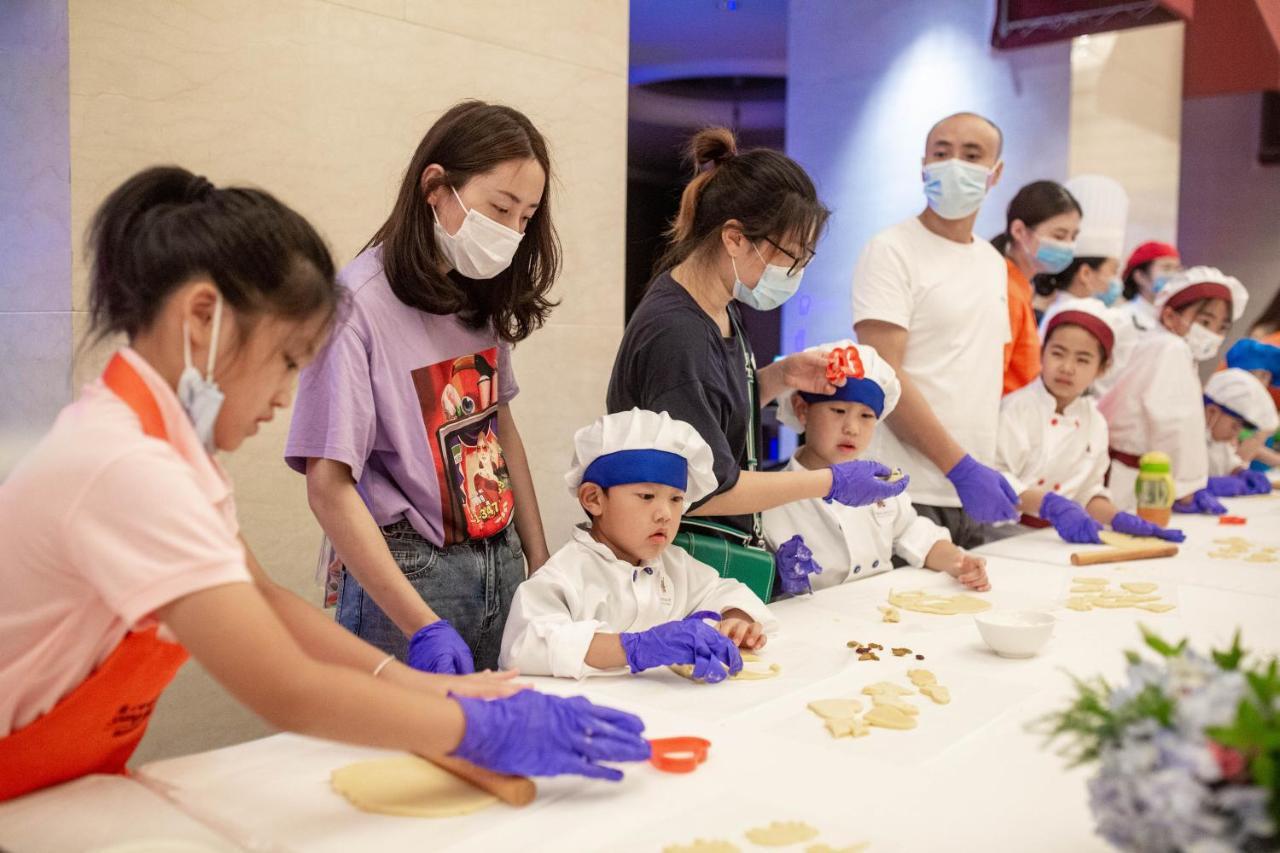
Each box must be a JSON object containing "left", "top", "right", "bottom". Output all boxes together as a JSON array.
[
  {"left": 1207, "top": 475, "right": 1249, "bottom": 498},
  {"left": 1038, "top": 492, "right": 1103, "bottom": 545},
  {"left": 619, "top": 611, "right": 743, "bottom": 683},
  {"left": 825, "top": 460, "right": 910, "bottom": 507},
  {"left": 452, "top": 690, "right": 650, "bottom": 781},
  {"left": 946, "top": 454, "right": 1019, "bottom": 524},
  {"left": 775, "top": 534, "right": 824, "bottom": 596},
  {"left": 1111, "top": 511, "right": 1186, "bottom": 543},
  {"left": 1173, "top": 489, "right": 1228, "bottom": 515},
  {"left": 407, "top": 620, "right": 475, "bottom": 675},
  {"left": 1238, "top": 469, "right": 1273, "bottom": 495}
]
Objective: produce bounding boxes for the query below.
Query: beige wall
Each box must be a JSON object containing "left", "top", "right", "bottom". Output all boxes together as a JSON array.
[
  {"left": 59, "top": 0, "right": 627, "bottom": 764},
  {"left": 1069, "top": 22, "right": 1184, "bottom": 253}
]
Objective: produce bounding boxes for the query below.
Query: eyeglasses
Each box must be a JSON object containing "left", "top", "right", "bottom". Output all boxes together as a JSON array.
[{"left": 763, "top": 237, "right": 816, "bottom": 276}]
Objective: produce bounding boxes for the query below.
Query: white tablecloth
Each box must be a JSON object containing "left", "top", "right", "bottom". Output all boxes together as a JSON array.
[{"left": 20, "top": 498, "right": 1280, "bottom": 852}]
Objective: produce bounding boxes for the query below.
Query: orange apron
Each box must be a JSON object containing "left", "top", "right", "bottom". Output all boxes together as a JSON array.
[{"left": 0, "top": 354, "right": 190, "bottom": 801}]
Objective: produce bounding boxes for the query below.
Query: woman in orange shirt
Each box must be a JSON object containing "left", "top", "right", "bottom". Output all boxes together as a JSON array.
[{"left": 990, "top": 181, "right": 1083, "bottom": 395}]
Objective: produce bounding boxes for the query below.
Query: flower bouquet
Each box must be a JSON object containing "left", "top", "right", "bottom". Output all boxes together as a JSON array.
[{"left": 1042, "top": 628, "right": 1278, "bottom": 852}]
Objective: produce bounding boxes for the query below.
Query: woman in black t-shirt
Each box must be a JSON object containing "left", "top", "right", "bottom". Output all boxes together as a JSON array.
[{"left": 607, "top": 127, "right": 907, "bottom": 541}]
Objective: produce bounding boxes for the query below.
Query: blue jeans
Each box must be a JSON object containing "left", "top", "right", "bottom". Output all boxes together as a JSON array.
[{"left": 336, "top": 521, "right": 526, "bottom": 671}]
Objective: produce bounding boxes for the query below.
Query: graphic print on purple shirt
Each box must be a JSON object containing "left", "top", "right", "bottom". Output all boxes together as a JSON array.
[{"left": 411, "top": 349, "right": 515, "bottom": 544}]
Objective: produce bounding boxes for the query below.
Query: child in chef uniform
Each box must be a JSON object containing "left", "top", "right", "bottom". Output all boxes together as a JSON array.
[
  {"left": 1099, "top": 266, "right": 1249, "bottom": 514},
  {"left": 761, "top": 342, "right": 990, "bottom": 596},
  {"left": 500, "top": 409, "right": 776, "bottom": 681},
  {"left": 1200, "top": 369, "right": 1278, "bottom": 495},
  {"left": 996, "top": 297, "right": 1184, "bottom": 544}
]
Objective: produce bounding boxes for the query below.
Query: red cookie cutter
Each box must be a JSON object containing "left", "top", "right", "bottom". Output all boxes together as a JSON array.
[
  {"left": 1219, "top": 515, "right": 1248, "bottom": 525},
  {"left": 648, "top": 736, "right": 711, "bottom": 774},
  {"left": 825, "top": 346, "right": 865, "bottom": 385}
]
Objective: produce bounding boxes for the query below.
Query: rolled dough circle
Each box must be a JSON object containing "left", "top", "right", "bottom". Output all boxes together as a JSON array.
[{"left": 331, "top": 755, "right": 498, "bottom": 818}]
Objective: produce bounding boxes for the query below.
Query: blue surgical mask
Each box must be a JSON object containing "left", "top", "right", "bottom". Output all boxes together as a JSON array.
[
  {"left": 732, "top": 244, "right": 803, "bottom": 311},
  {"left": 177, "top": 294, "right": 226, "bottom": 453},
  {"left": 1095, "top": 276, "right": 1123, "bottom": 308},
  {"left": 1033, "top": 237, "right": 1075, "bottom": 275},
  {"left": 922, "top": 159, "right": 993, "bottom": 220},
  {"left": 1152, "top": 273, "right": 1172, "bottom": 294}
]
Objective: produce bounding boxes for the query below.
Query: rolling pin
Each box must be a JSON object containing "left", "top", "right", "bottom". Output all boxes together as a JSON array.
[
  {"left": 1070, "top": 543, "right": 1179, "bottom": 565},
  {"left": 428, "top": 754, "right": 536, "bottom": 806}
]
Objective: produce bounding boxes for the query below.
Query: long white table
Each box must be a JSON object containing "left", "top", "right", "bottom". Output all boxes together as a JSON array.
[{"left": 11, "top": 498, "right": 1280, "bottom": 852}]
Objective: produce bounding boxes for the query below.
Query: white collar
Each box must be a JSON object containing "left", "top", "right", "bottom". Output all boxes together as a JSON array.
[{"left": 1033, "top": 376, "right": 1091, "bottom": 420}]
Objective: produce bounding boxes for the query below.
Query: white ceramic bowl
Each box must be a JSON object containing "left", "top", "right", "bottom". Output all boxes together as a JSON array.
[{"left": 974, "top": 610, "right": 1056, "bottom": 659}]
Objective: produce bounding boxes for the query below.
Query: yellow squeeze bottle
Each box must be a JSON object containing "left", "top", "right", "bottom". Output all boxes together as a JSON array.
[{"left": 1135, "top": 451, "right": 1175, "bottom": 527}]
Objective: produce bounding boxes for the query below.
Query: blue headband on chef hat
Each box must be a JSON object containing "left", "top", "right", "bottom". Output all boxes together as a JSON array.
[{"left": 582, "top": 449, "right": 688, "bottom": 492}]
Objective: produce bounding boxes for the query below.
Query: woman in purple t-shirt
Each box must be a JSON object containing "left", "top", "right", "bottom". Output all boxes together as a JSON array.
[{"left": 287, "top": 102, "right": 558, "bottom": 673}]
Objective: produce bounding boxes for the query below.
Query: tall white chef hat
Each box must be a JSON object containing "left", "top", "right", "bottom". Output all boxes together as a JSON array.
[
  {"left": 1156, "top": 266, "right": 1249, "bottom": 323},
  {"left": 1065, "top": 174, "right": 1129, "bottom": 260},
  {"left": 777, "top": 340, "right": 902, "bottom": 433},
  {"left": 565, "top": 409, "right": 717, "bottom": 509},
  {"left": 1204, "top": 368, "right": 1279, "bottom": 434}
]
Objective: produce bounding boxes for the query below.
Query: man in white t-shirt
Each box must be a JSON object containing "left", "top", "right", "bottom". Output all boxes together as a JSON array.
[{"left": 852, "top": 112, "right": 1019, "bottom": 549}]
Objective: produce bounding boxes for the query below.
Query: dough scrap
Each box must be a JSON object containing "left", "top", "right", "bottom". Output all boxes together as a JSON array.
[
  {"left": 825, "top": 716, "right": 870, "bottom": 739},
  {"left": 906, "top": 668, "right": 936, "bottom": 686},
  {"left": 871, "top": 695, "right": 919, "bottom": 715},
  {"left": 1120, "top": 582, "right": 1158, "bottom": 594},
  {"left": 1138, "top": 602, "right": 1177, "bottom": 613},
  {"left": 331, "top": 755, "right": 498, "bottom": 818},
  {"left": 806, "top": 844, "right": 869, "bottom": 853},
  {"left": 664, "top": 841, "right": 740, "bottom": 853},
  {"left": 807, "top": 698, "right": 863, "bottom": 719},
  {"left": 920, "top": 683, "right": 951, "bottom": 705},
  {"left": 888, "top": 589, "right": 991, "bottom": 616},
  {"left": 865, "top": 704, "right": 917, "bottom": 730},
  {"left": 1066, "top": 597, "right": 1093, "bottom": 612},
  {"left": 670, "top": 653, "right": 780, "bottom": 683},
  {"left": 1100, "top": 531, "right": 1163, "bottom": 549},
  {"left": 861, "top": 681, "right": 914, "bottom": 697},
  {"left": 1072, "top": 577, "right": 1109, "bottom": 585},
  {"left": 745, "top": 821, "right": 820, "bottom": 847},
  {"left": 879, "top": 605, "right": 901, "bottom": 623}
]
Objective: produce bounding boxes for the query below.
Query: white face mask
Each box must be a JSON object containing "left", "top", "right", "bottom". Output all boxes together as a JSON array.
[
  {"left": 732, "top": 244, "right": 803, "bottom": 312},
  {"left": 432, "top": 187, "right": 524, "bottom": 280},
  {"left": 177, "top": 294, "right": 226, "bottom": 454},
  {"left": 1184, "top": 321, "right": 1225, "bottom": 362},
  {"left": 922, "top": 158, "right": 994, "bottom": 220}
]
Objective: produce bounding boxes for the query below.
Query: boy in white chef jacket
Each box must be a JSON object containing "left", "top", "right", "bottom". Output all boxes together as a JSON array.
[
  {"left": 761, "top": 342, "right": 989, "bottom": 595},
  {"left": 997, "top": 298, "right": 1184, "bottom": 543},
  {"left": 1099, "top": 267, "right": 1249, "bottom": 514},
  {"left": 1201, "top": 369, "right": 1278, "bottom": 494},
  {"left": 499, "top": 409, "right": 776, "bottom": 681}
]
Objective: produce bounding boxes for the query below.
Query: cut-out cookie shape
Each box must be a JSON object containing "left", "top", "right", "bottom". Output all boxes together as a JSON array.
[
  {"left": 664, "top": 840, "right": 740, "bottom": 853},
  {"left": 888, "top": 589, "right": 991, "bottom": 616},
  {"left": 745, "top": 821, "right": 821, "bottom": 847},
  {"left": 1120, "top": 582, "right": 1158, "bottom": 594},
  {"left": 870, "top": 695, "right": 919, "bottom": 715},
  {"left": 824, "top": 717, "right": 870, "bottom": 739},
  {"left": 920, "top": 683, "right": 951, "bottom": 705},
  {"left": 907, "top": 669, "right": 936, "bottom": 686},
  {"left": 861, "top": 681, "right": 914, "bottom": 697},
  {"left": 807, "top": 698, "right": 864, "bottom": 719},
  {"left": 865, "top": 703, "right": 917, "bottom": 730}
]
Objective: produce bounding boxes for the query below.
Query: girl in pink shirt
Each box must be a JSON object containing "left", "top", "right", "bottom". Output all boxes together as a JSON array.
[{"left": 0, "top": 167, "right": 648, "bottom": 800}]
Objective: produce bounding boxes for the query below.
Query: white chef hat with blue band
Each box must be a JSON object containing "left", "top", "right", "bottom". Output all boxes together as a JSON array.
[
  {"left": 777, "top": 339, "right": 901, "bottom": 433},
  {"left": 565, "top": 408, "right": 718, "bottom": 510}
]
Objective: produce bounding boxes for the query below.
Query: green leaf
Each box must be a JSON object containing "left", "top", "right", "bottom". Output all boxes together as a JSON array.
[
  {"left": 1139, "top": 625, "right": 1187, "bottom": 658},
  {"left": 1250, "top": 751, "right": 1276, "bottom": 789}
]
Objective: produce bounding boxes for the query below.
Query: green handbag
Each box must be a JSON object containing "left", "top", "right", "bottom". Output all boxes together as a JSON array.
[{"left": 675, "top": 307, "right": 777, "bottom": 603}]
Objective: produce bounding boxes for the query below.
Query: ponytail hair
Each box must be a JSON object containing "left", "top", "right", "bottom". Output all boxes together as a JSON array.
[
  {"left": 87, "top": 166, "right": 339, "bottom": 344},
  {"left": 657, "top": 127, "right": 829, "bottom": 273},
  {"left": 1033, "top": 257, "right": 1108, "bottom": 298},
  {"left": 991, "top": 180, "right": 1081, "bottom": 256}
]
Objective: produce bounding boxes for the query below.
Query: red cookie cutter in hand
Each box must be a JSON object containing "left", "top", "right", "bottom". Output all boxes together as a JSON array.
[
  {"left": 648, "top": 736, "right": 711, "bottom": 773},
  {"left": 1219, "top": 515, "right": 1248, "bottom": 525},
  {"left": 825, "top": 346, "right": 865, "bottom": 386}
]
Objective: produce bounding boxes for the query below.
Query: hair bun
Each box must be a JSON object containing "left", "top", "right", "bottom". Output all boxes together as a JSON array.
[
  {"left": 184, "top": 174, "right": 216, "bottom": 203},
  {"left": 688, "top": 126, "right": 738, "bottom": 172}
]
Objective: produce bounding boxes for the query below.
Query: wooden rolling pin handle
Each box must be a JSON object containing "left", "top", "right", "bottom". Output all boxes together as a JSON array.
[
  {"left": 427, "top": 754, "right": 536, "bottom": 807},
  {"left": 1070, "top": 544, "right": 1179, "bottom": 565}
]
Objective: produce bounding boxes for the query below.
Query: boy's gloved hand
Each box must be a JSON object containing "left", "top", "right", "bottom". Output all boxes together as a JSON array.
[
  {"left": 1039, "top": 492, "right": 1103, "bottom": 544},
  {"left": 775, "top": 534, "right": 824, "bottom": 596},
  {"left": 1206, "top": 475, "right": 1249, "bottom": 498},
  {"left": 946, "top": 454, "right": 1019, "bottom": 524},
  {"left": 825, "top": 460, "right": 909, "bottom": 507},
  {"left": 1111, "top": 511, "right": 1186, "bottom": 543},
  {"left": 408, "top": 620, "right": 475, "bottom": 674},
  {"left": 1173, "top": 489, "right": 1228, "bottom": 515},
  {"left": 451, "top": 691, "right": 650, "bottom": 780},
  {"left": 619, "top": 612, "right": 743, "bottom": 683},
  {"left": 1237, "top": 469, "right": 1272, "bottom": 495}
]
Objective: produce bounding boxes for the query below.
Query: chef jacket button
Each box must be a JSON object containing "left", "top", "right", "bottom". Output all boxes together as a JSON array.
[
  {"left": 853, "top": 564, "right": 862, "bottom": 574},
  {"left": 1037, "top": 478, "right": 1045, "bottom": 486},
  {"left": 1053, "top": 484, "right": 1061, "bottom": 491},
  {"left": 872, "top": 560, "right": 880, "bottom": 568},
  {"left": 1051, "top": 418, "right": 1059, "bottom": 426}
]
